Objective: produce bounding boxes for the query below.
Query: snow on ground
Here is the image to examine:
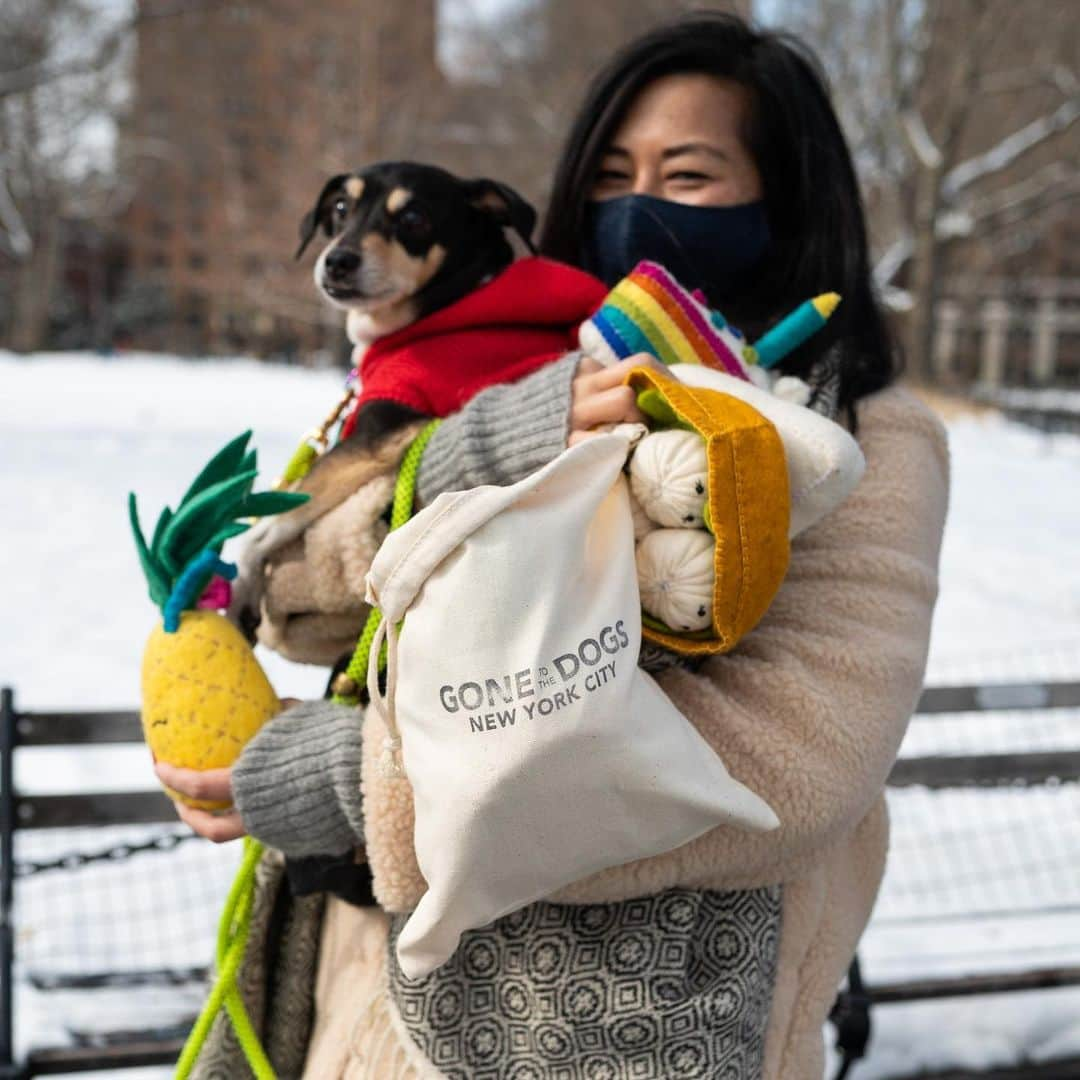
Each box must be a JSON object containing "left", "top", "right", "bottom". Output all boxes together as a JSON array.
[
  {"left": 977, "top": 384, "right": 1080, "bottom": 414},
  {"left": 2, "top": 351, "right": 341, "bottom": 723},
  {"left": 3, "top": 352, "right": 1080, "bottom": 1077},
  {"left": 926, "top": 410, "right": 1080, "bottom": 678}
]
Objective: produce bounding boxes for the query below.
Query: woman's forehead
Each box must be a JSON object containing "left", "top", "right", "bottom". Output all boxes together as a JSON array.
[{"left": 606, "top": 73, "right": 752, "bottom": 155}]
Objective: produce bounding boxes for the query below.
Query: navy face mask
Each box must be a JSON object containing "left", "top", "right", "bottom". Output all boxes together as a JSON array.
[{"left": 582, "top": 194, "right": 771, "bottom": 301}]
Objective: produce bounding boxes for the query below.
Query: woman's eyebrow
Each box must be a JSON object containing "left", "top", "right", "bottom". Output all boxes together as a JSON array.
[
  {"left": 602, "top": 142, "right": 730, "bottom": 163},
  {"left": 661, "top": 142, "right": 730, "bottom": 163}
]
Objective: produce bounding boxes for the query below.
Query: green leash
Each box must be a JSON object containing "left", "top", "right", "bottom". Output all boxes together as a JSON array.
[
  {"left": 175, "top": 837, "right": 273, "bottom": 1079},
  {"left": 175, "top": 420, "right": 439, "bottom": 1079},
  {"left": 330, "top": 420, "right": 440, "bottom": 706}
]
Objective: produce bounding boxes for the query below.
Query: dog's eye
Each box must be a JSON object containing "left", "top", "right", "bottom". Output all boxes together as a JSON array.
[
  {"left": 397, "top": 207, "right": 430, "bottom": 235},
  {"left": 333, "top": 198, "right": 349, "bottom": 218}
]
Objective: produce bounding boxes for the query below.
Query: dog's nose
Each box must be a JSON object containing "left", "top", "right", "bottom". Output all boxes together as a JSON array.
[{"left": 325, "top": 248, "right": 361, "bottom": 277}]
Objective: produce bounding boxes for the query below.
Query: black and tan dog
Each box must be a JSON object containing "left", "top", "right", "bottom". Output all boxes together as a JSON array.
[
  {"left": 299, "top": 162, "right": 537, "bottom": 450},
  {"left": 230, "top": 162, "right": 539, "bottom": 635}
]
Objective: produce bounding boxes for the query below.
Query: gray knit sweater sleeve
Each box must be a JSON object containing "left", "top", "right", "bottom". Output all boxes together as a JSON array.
[
  {"left": 416, "top": 351, "right": 580, "bottom": 506},
  {"left": 231, "top": 700, "right": 365, "bottom": 858}
]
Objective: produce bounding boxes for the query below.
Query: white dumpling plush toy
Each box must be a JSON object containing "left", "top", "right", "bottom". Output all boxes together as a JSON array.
[
  {"left": 628, "top": 487, "right": 658, "bottom": 542},
  {"left": 629, "top": 429, "right": 708, "bottom": 528},
  {"left": 636, "top": 528, "right": 715, "bottom": 632}
]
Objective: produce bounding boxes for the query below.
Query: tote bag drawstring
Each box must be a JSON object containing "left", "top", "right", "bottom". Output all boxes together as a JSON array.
[{"left": 367, "top": 612, "right": 405, "bottom": 777}]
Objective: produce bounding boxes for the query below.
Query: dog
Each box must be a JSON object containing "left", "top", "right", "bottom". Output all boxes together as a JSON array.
[
  {"left": 298, "top": 161, "right": 540, "bottom": 451},
  {"left": 229, "top": 162, "right": 547, "bottom": 636}
]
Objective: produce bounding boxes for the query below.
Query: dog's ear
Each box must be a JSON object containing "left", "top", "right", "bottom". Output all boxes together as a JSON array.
[
  {"left": 296, "top": 173, "right": 350, "bottom": 259},
  {"left": 464, "top": 179, "right": 538, "bottom": 253}
]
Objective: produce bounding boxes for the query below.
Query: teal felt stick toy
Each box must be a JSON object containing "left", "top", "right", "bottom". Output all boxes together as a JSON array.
[{"left": 753, "top": 292, "right": 841, "bottom": 369}]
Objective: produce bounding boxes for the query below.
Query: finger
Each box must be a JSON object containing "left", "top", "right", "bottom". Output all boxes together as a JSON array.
[
  {"left": 618, "top": 353, "right": 668, "bottom": 375},
  {"left": 576, "top": 354, "right": 604, "bottom": 377},
  {"left": 573, "top": 359, "right": 634, "bottom": 401},
  {"left": 571, "top": 385, "right": 646, "bottom": 431},
  {"left": 154, "top": 761, "right": 233, "bottom": 803},
  {"left": 173, "top": 802, "right": 246, "bottom": 843},
  {"left": 581, "top": 354, "right": 666, "bottom": 392},
  {"left": 576, "top": 362, "right": 626, "bottom": 396}
]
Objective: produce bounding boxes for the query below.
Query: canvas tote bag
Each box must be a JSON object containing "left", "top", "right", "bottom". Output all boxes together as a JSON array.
[{"left": 364, "top": 431, "right": 779, "bottom": 980}]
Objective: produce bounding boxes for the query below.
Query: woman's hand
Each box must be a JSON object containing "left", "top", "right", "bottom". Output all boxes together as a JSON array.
[
  {"left": 569, "top": 354, "right": 667, "bottom": 445},
  {"left": 153, "top": 697, "right": 301, "bottom": 844},
  {"left": 153, "top": 761, "right": 244, "bottom": 842}
]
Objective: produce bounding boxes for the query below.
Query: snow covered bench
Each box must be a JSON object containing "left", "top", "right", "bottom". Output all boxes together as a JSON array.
[
  {"left": 4, "top": 681, "right": 1079, "bottom": 1078},
  {"left": 831, "top": 680, "right": 1080, "bottom": 1079},
  {"left": 0, "top": 687, "right": 234, "bottom": 1078}
]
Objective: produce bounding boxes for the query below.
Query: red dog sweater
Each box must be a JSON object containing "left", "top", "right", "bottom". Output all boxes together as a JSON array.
[{"left": 340, "top": 257, "right": 607, "bottom": 439}]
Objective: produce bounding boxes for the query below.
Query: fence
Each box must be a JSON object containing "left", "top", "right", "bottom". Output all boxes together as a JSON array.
[
  {"left": 932, "top": 278, "right": 1080, "bottom": 387},
  {"left": 2, "top": 680, "right": 1080, "bottom": 1078}
]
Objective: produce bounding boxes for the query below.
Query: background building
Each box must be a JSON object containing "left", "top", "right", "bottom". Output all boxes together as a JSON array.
[
  {"left": 119, "top": 0, "right": 751, "bottom": 360},
  {"left": 122, "top": 0, "right": 440, "bottom": 358}
]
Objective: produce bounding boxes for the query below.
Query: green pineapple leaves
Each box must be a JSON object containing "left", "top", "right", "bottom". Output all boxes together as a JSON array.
[
  {"left": 158, "top": 470, "right": 259, "bottom": 561},
  {"left": 206, "top": 521, "right": 253, "bottom": 551},
  {"left": 129, "top": 494, "right": 171, "bottom": 610},
  {"left": 176, "top": 430, "right": 254, "bottom": 510},
  {"left": 150, "top": 506, "right": 173, "bottom": 553},
  {"left": 129, "top": 431, "right": 309, "bottom": 615},
  {"left": 237, "top": 492, "right": 312, "bottom": 518}
]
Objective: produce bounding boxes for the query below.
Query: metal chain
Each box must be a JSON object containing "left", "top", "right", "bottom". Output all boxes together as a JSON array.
[{"left": 13, "top": 830, "right": 198, "bottom": 878}]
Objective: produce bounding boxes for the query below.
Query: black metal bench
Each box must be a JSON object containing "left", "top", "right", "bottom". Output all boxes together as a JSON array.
[
  {"left": 3, "top": 681, "right": 1079, "bottom": 1078},
  {"left": 831, "top": 680, "right": 1080, "bottom": 1079},
  {"left": 0, "top": 687, "right": 192, "bottom": 1078}
]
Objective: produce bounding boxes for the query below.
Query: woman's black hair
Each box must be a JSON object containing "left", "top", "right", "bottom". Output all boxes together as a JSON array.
[{"left": 539, "top": 11, "right": 902, "bottom": 426}]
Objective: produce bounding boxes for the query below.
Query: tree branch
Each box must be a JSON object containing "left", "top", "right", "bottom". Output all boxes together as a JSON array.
[
  {"left": 975, "top": 184, "right": 1079, "bottom": 240},
  {"left": 900, "top": 108, "right": 943, "bottom": 169},
  {"left": 0, "top": 0, "right": 238, "bottom": 99},
  {"left": 0, "top": 162, "right": 32, "bottom": 258},
  {"left": 968, "top": 162, "right": 1074, "bottom": 221},
  {"left": 943, "top": 97, "right": 1080, "bottom": 197},
  {"left": 977, "top": 63, "right": 1079, "bottom": 98},
  {"left": 873, "top": 232, "right": 913, "bottom": 289}
]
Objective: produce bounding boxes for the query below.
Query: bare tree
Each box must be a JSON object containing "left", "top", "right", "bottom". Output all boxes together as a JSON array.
[
  {"left": 0, "top": 0, "right": 129, "bottom": 350},
  {"left": 0, "top": 0, "right": 265, "bottom": 351},
  {"left": 783, "top": 0, "right": 1078, "bottom": 381}
]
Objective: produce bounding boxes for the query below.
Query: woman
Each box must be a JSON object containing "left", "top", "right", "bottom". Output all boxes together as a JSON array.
[{"left": 159, "top": 13, "right": 948, "bottom": 1078}]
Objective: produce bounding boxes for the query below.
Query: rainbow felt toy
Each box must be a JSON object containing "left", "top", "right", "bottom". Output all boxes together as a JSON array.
[
  {"left": 579, "top": 261, "right": 757, "bottom": 378},
  {"left": 578, "top": 260, "right": 840, "bottom": 379}
]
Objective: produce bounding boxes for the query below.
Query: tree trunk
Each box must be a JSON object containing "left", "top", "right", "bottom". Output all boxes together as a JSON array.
[
  {"left": 8, "top": 215, "right": 61, "bottom": 353},
  {"left": 903, "top": 163, "right": 945, "bottom": 384}
]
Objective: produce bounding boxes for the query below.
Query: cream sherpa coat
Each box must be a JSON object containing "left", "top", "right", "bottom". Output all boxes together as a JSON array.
[{"left": 349, "top": 385, "right": 948, "bottom": 1077}]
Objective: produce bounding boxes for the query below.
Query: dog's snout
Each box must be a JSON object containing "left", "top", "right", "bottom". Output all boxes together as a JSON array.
[{"left": 325, "top": 248, "right": 361, "bottom": 277}]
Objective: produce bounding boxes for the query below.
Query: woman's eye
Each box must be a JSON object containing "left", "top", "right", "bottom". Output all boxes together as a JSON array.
[
  {"left": 667, "top": 171, "right": 710, "bottom": 182},
  {"left": 595, "top": 169, "right": 630, "bottom": 183}
]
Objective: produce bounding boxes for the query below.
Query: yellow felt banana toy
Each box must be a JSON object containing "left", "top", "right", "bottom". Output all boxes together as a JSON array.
[{"left": 128, "top": 431, "right": 309, "bottom": 809}]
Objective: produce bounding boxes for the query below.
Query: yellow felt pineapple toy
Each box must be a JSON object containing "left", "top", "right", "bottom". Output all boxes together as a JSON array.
[{"left": 129, "top": 431, "right": 309, "bottom": 809}]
